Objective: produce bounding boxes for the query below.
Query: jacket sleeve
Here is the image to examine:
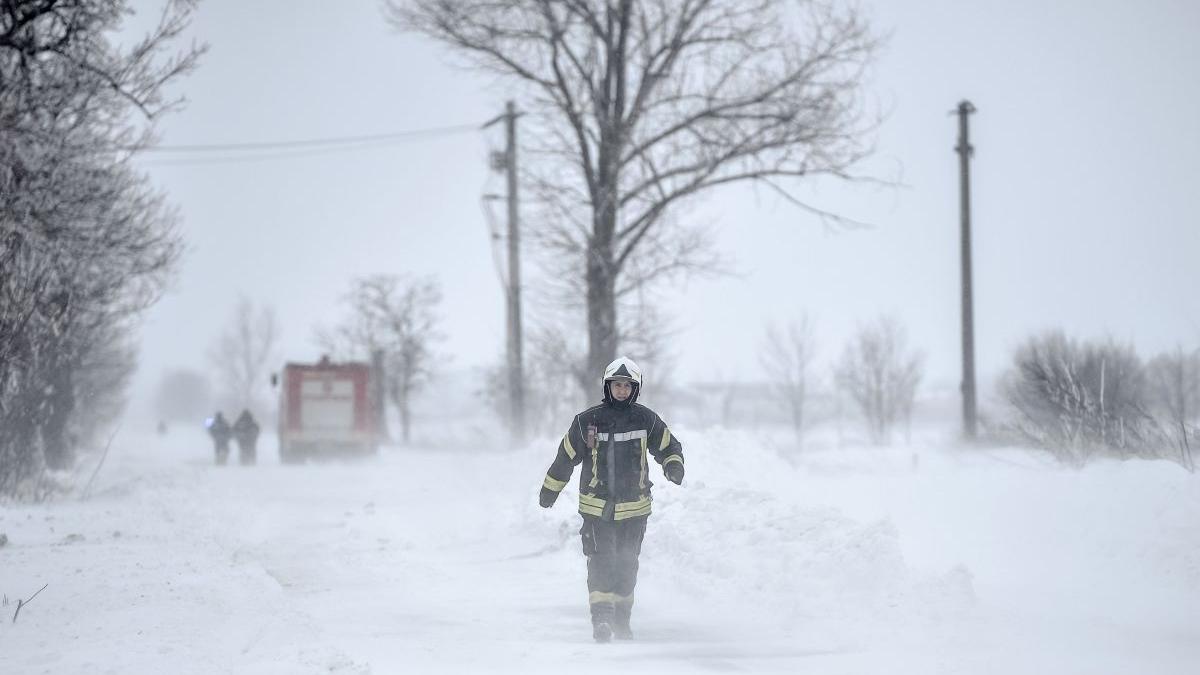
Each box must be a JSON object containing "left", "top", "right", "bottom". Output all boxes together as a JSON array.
[
  {"left": 647, "top": 412, "right": 683, "bottom": 474},
  {"left": 540, "top": 415, "right": 587, "bottom": 498}
]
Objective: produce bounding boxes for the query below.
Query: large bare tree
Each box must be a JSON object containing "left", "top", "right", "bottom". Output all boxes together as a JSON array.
[{"left": 390, "top": 0, "right": 879, "bottom": 377}]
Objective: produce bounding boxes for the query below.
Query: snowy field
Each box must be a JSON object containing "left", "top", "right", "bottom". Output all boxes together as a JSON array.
[{"left": 2, "top": 424, "right": 1198, "bottom": 674}]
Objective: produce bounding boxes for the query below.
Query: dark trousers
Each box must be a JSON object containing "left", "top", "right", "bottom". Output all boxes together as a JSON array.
[
  {"left": 580, "top": 515, "right": 647, "bottom": 624},
  {"left": 237, "top": 439, "right": 257, "bottom": 465}
]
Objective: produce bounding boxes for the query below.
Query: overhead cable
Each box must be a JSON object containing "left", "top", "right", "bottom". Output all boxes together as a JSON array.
[{"left": 137, "top": 122, "right": 482, "bottom": 153}]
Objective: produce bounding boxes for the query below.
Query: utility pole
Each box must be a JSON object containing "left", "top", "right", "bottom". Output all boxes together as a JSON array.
[
  {"left": 955, "top": 100, "right": 978, "bottom": 440},
  {"left": 504, "top": 101, "right": 526, "bottom": 443},
  {"left": 484, "top": 102, "right": 526, "bottom": 442}
]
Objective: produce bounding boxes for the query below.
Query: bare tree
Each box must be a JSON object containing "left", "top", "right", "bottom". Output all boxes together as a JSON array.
[
  {"left": 760, "top": 315, "right": 816, "bottom": 446},
  {"left": 1, "top": 0, "right": 201, "bottom": 494},
  {"left": 390, "top": 0, "right": 880, "bottom": 379},
  {"left": 319, "top": 275, "right": 442, "bottom": 445},
  {"left": 209, "top": 298, "right": 278, "bottom": 418},
  {"left": 834, "top": 316, "right": 923, "bottom": 445}
]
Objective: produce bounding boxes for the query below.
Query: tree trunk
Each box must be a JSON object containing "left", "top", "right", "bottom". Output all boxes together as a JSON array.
[
  {"left": 792, "top": 398, "right": 804, "bottom": 448},
  {"left": 586, "top": 164, "right": 620, "bottom": 385},
  {"left": 400, "top": 404, "right": 411, "bottom": 446},
  {"left": 42, "top": 362, "right": 75, "bottom": 470},
  {"left": 586, "top": 252, "right": 618, "bottom": 385},
  {"left": 389, "top": 383, "right": 411, "bottom": 446},
  {"left": 586, "top": 27, "right": 625, "bottom": 389}
]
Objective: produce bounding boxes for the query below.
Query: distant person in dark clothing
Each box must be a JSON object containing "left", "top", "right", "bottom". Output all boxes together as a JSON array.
[
  {"left": 207, "top": 412, "right": 232, "bottom": 465},
  {"left": 233, "top": 409, "right": 260, "bottom": 466}
]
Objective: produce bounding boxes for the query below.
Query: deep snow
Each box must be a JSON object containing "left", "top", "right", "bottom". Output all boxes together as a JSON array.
[{"left": 1, "top": 425, "right": 1198, "bottom": 674}]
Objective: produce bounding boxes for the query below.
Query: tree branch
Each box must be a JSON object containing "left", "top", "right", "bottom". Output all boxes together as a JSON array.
[{"left": 13, "top": 584, "right": 48, "bottom": 624}]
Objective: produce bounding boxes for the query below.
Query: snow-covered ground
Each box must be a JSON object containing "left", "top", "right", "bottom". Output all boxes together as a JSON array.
[{"left": 2, "top": 424, "right": 1198, "bottom": 674}]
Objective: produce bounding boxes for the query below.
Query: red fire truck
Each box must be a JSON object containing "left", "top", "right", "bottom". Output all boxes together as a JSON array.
[{"left": 277, "top": 356, "right": 380, "bottom": 462}]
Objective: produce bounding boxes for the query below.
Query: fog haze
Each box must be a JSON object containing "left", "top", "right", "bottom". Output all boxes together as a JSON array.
[
  {"left": 6, "top": 2, "right": 1200, "bottom": 670},
  {"left": 126, "top": 0, "right": 1200, "bottom": 408}
]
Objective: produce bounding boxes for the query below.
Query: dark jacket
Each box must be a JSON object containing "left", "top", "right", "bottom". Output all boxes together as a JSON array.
[
  {"left": 540, "top": 401, "right": 684, "bottom": 521},
  {"left": 208, "top": 414, "right": 232, "bottom": 445},
  {"left": 233, "top": 411, "right": 260, "bottom": 444}
]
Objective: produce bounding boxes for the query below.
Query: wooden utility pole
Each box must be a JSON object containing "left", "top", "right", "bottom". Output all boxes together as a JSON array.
[
  {"left": 482, "top": 101, "right": 526, "bottom": 443},
  {"left": 955, "top": 100, "right": 978, "bottom": 440},
  {"left": 504, "top": 101, "right": 526, "bottom": 442}
]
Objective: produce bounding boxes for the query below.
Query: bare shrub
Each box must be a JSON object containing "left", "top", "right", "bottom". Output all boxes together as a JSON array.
[
  {"left": 1144, "top": 346, "right": 1200, "bottom": 470},
  {"left": 834, "top": 316, "right": 923, "bottom": 445},
  {"left": 209, "top": 298, "right": 278, "bottom": 419},
  {"left": 318, "top": 275, "right": 442, "bottom": 445},
  {"left": 760, "top": 315, "right": 817, "bottom": 447},
  {"left": 1002, "top": 332, "right": 1167, "bottom": 464}
]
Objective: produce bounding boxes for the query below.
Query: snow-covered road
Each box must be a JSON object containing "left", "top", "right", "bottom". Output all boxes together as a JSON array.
[{"left": 2, "top": 426, "right": 1198, "bottom": 674}]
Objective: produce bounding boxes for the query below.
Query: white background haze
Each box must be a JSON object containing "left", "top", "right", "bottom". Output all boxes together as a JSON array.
[
  {"left": 122, "top": 0, "right": 1200, "bottom": 404},
  {"left": 2, "top": 2, "right": 1199, "bottom": 672}
]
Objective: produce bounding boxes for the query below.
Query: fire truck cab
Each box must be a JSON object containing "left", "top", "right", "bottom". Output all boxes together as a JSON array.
[{"left": 277, "top": 356, "right": 380, "bottom": 463}]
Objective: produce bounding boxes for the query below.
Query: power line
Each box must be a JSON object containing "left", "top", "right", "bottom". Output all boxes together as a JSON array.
[
  {"left": 136, "top": 122, "right": 482, "bottom": 154},
  {"left": 140, "top": 136, "right": 457, "bottom": 167}
]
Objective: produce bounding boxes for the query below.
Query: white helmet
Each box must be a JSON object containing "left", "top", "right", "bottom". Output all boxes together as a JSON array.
[{"left": 603, "top": 356, "right": 643, "bottom": 386}]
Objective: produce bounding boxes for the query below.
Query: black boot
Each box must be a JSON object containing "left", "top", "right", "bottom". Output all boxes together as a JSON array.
[
  {"left": 591, "top": 602, "right": 615, "bottom": 643},
  {"left": 592, "top": 620, "right": 613, "bottom": 643},
  {"left": 613, "top": 597, "right": 634, "bottom": 640}
]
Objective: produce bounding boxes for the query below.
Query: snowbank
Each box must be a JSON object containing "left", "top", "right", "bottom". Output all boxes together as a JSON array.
[{"left": 1, "top": 423, "right": 1197, "bottom": 673}]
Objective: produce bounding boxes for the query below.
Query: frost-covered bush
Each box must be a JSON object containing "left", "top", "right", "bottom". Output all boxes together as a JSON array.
[
  {"left": 1144, "top": 347, "right": 1200, "bottom": 470},
  {"left": 1145, "top": 348, "right": 1200, "bottom": 427},
  {"left": 1002, "top": 332, "right": 1171, "bottom": 465}
]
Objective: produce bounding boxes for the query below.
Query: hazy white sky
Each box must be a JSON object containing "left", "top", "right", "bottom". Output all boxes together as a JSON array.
[{"left": 125, "top": 0, "right": 1200, "bottom": 407}]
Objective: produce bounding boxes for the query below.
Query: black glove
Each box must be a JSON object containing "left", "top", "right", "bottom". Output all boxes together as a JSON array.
[
  {"left": 665, "top": 461, "right": 684, "bottom": 485},
  {"left": 539, "top": 487, "right": 559, "bottom": 508}
]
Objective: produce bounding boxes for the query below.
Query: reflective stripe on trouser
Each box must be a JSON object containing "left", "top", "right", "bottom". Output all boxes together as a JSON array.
[{"left": 581, "top": 515, "right": 647, "bottom": 623}]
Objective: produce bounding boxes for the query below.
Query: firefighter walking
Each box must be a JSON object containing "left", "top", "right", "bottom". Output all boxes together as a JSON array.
[{"left": 538, "top": 356, "right": 685, "bottom": 642}]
